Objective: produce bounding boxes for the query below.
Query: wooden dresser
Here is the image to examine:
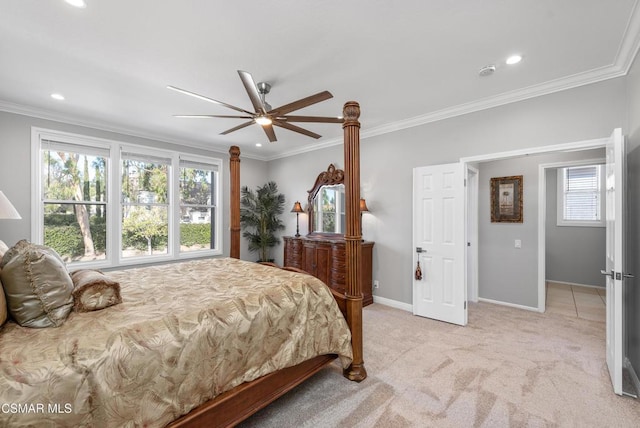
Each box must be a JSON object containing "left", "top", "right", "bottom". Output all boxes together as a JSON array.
[{"left": 283, "top": 236, "right": 374, "bottom": 306}]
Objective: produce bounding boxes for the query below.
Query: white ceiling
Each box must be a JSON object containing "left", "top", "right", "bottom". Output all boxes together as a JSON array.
[{"left": 1, "top": 1, "right": 639, "bottom": 160}]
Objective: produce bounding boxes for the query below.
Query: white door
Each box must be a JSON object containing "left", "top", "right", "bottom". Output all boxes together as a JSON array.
[
  {"left": 603, "top": 128, "right": 625, "bottom": 395},
  {"left": 413, "top": 163, "right": 466, "bottom": 325}
]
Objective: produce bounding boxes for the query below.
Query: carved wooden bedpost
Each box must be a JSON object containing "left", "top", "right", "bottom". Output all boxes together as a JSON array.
[
  {"left": 229, "top": 146, "right": 241, "bottom": 259},
  {"left": 342, "top": 101, "right": 367, "bottom": 382}
]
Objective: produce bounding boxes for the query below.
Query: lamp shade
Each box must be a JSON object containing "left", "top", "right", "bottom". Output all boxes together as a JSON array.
[
  {"left": 359, "top": 198, "right": 369, "bottom": 212},
  {"left": 0, "top": 191, "right": 21, "bottom": 219},
  {"left": 290, "top": 201, "right": 304, "bottom": 213}
]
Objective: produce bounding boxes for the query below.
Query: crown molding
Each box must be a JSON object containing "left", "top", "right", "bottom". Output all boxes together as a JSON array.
[
  {"left": 265, "top": 64, "right": 626, "bottom": 161},
  {"left": 0, "top": 100, "right": 269, "bottom": 161},
  {"left": 616, "top": 0, "right": 640, "bottom": 73}
]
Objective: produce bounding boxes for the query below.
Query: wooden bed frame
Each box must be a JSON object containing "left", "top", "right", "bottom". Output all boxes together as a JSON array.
[{"left": 169, "top": 101, "right": 365, "bottom": 427}]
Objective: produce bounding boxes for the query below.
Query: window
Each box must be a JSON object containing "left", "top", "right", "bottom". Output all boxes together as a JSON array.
[
  {"left": 32, "top": 128, "right": 223, "bottom": 268},
  {"left": 557, "top": 164, "right": 604, "bottom": 227},
  {"left": 121, "top": 151, "right": 171, "bottom": 259},
  {"left": 179, "top": 158, "right": 219, "bottom": 253},
  {"left": 40, "top": 140, "right": 109, "bottom": 263}
]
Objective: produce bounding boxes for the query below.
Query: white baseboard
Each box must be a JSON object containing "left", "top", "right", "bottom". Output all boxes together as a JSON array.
[
  {"left": 478, "top": 297, "right": 540, "bottom": 312},
  {"left": 546, "top": 279, "right": 604, "bottom": 289},
  {"left": 373, "top": 295, "right": 539, "bottom": 314},
  {"left": 372, "top": 295, "right": 413, "bottom": 312}
]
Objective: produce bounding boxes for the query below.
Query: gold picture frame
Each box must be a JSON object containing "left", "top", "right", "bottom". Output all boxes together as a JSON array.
[{"left": 490, "top": 175, "right": 523, "bottom": 223}]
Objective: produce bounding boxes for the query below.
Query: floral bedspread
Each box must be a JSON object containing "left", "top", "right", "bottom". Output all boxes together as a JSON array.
[{"left": 0, "top": 258, "right": 352, "bottom": 427}]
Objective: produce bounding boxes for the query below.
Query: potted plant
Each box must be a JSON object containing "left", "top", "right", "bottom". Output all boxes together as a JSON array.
[{"left": 240, "top": 181, "right": 286, "bottom": 262}]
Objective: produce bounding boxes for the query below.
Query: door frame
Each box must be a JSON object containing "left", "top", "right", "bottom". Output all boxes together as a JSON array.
[
  {"left": 466, "top": 165, "right": 479, "bottom": 303},
  {"left": 460, "top": 136, "right": 608, "bottom": 312},
  {"left": 537, "top": 157, "right": 606, "bottom": 312}
]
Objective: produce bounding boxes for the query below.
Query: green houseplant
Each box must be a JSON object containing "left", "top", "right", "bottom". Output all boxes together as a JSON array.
[{"left": 240, "top": 181, "right": 286, "bottom": 262}]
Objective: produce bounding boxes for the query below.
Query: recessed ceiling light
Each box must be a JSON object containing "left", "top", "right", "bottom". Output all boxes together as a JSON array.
[
  {"left": 506, "top": 54, "right": 522, "bottom": 65},
  {"left": 65, "top": 0, "right": 87, "bottom": 8},
  {"left": 255, "top": 143, "right": 262, "bottom": 147},
  {"left": 51, "top": 93, "right": 65, "bottom": 101}
]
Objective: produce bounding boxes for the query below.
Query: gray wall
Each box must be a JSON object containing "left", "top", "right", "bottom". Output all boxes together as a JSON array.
[
  {"left": 626, "top": 51, "right": 640, "bottom": 380},
  {"left": 0, "top": 111, "right": 268, "bottom": 259},
  {"left": 545, "top": 162, "right": 606, "bottom": 287},
  {"left": 269, "top": 77, "right": 627, "bottom": 307}
]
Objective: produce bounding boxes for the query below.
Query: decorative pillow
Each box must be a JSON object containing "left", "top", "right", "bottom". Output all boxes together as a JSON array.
[
  {"left": 0, "top": 240, "right": 74, "bottom": 328},
  {"left": 0, "top": 240, "right": 8, "bottom": 259},
  {"left": 70, "top": 269, "right": 122, "bottom": 312},
  {"left": 0, "top": 275, "right": 7, "bottom": 327},
  {"left": 0, "top": 240, "right": 8, "bottom": 327}
]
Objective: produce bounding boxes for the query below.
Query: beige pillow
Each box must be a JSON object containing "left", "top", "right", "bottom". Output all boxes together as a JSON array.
[
  {"left": 0, "top": 273, "right": 6, "bottom": 327},
  {"left": 1, "top": 241, "right": 11, "bottom": 326},
  {"left": 0, "top": 240, "right": 74, "bottom": 328},
  {"left": 71, "top": 269, "right": 122, "bottom": 312}
]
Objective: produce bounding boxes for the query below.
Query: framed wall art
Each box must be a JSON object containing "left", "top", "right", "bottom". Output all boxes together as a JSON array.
[{"left": 490, "top": 175, "right": 523, "bottom": 223}]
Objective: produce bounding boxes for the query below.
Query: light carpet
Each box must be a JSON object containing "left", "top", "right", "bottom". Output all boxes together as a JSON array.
[{"left": 241, "top": 302, "right": 639, "bottom": 427}]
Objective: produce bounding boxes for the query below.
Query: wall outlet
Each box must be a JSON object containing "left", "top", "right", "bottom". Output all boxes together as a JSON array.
[
  {"left": 515, "top": 239, "right": 522, "bottom": 249},
  {"left": 373, "top": 280, "right": 379, "bottom": 289}
]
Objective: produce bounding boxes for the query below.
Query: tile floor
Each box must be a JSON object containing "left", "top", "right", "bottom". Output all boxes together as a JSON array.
[{"left": 546, "top": 281, "right": 606, "bottom": 322}]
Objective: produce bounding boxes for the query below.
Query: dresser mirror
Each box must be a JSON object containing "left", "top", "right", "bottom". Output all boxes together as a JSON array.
[{"left": 307, "top": 164, "right": 346, "bottom": 236}]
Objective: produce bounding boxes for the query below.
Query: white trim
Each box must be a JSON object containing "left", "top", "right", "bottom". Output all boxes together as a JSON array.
[
  {"left": 478, "top": 297, "right": 540, "bottom": 313},
  {"left": 616, "top": 0, "right": 640, "bottom": 74},
  {"left": 460, "top": 138, "right": 608, "bottom": 164},
  {"left": 466, "top": 165, "right": 479, "bottom": 303},
  {"left": 537, "top": 155, "right": 607, "bottom": 313},
  {"left": 546, "top": 279, "right": 605, "bottom": 289},
  {"left": 372, "top": 295, "right": 413, "bottom": 313}
]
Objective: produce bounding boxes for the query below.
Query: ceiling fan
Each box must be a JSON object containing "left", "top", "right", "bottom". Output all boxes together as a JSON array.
[{"left": 167, "top": 70, "right": 343, "bottom": 143}]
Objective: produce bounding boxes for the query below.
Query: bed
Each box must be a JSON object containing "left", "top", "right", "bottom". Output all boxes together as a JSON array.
[{"left": 0, "top": 101, "right": 366, "bottom": 427}]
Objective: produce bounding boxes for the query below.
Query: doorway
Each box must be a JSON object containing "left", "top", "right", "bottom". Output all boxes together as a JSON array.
[{"left": 461, "top": 136, "right": 608, "bottom": 312}]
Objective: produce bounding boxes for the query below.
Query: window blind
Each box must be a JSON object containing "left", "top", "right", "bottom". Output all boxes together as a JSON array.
[{"left": 563, "top": 165, "right": 601, "bottom": 221}]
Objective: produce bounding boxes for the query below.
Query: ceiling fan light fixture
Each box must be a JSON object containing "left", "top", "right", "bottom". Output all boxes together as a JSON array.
[{"left": 255, "top": 116, "right": 272, "bottom": 126}]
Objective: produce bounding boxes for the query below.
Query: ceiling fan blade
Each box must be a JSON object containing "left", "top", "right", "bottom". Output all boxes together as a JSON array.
[
  {"left": 262, "top": 123, "right": 277, "bottom": 142},
  {"left": 273, "top": 120, "right": 321, "bottom": 139},
  {"left": 220, "top": 120, "right": 255, "bottom": 135},
  {"left": 237, "top": 70, "right": 267, "bottom": 115},
  {"left": 270, "top": 91, "right": 333, "bottom": 116},
  {"left": 174, "top": 114, "right": 254, "bottom": 119},
  {"left": 167, "top": 85, "right": 253, "bottom": 115},
  {"left": 277, "top": 115, "right": 343, "bottom": 123}
]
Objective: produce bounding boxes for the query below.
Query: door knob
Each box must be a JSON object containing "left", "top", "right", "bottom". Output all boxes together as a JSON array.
[{"left": 600, "top": 269, "right": 614, "bottom": 279}]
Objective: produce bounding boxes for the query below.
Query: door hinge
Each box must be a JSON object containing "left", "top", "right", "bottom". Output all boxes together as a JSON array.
[
  {"left": 464, "top": 178, "right": 467, "bottom": 187},
  {"left": 464, "top": 301, "right": 467, "bottom": 309}
]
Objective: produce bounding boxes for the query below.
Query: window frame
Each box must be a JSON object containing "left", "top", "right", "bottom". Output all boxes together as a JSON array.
[
  {"left": 556, "top": 162, "right": 605, "bottom": 228},
  {"left": 31, "top": 127, "right": 223, "bottom": 269}
]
